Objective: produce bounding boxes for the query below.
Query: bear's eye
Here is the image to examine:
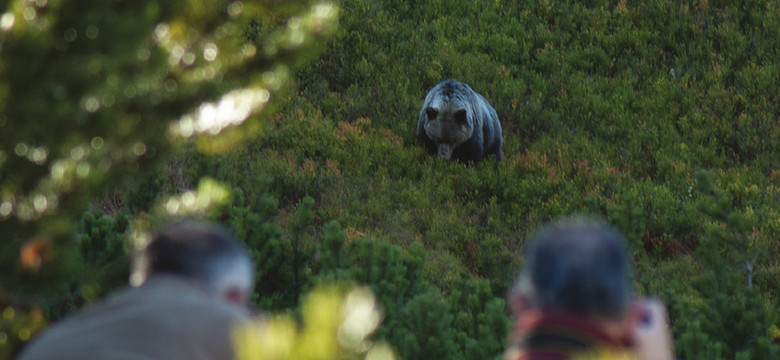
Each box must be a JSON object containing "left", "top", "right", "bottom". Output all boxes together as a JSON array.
[
  {"left": 425, "top": 107, "right": 438, "bottom": 120},
  {"left": 454, "top": 109, "right": 467, "bottom": 123}
]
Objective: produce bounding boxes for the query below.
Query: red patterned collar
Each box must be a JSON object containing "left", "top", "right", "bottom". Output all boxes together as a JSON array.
[{"left": 508, "top": 311, "right": 633, "bottom": 360}]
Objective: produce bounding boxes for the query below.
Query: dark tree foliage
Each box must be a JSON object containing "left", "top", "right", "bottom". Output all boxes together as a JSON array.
[
  {"left": 672, "top": 172, "right": 780, "bottom": 359},
  {"left": 0, "top": 0, "right": 337, "bottom": 357}
]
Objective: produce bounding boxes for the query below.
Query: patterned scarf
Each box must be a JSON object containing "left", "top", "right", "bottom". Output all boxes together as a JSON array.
[{"left": 504, "top": 311, "right": 635, "bottom": 360}]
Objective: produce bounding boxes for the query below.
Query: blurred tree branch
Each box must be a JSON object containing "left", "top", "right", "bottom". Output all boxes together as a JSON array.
[{"left": 0, "top": 0, "right": 338, "bottom": 356}]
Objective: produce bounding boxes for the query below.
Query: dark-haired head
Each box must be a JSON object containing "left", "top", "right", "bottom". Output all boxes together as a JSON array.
[
  {"left": 137, "top": 220, "right": 254, "bottom": 306},
  {"left": 512, "top": 218, "right": 632, "bottom": 321}
]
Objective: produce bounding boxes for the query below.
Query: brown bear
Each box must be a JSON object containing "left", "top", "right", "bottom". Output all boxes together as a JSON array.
[{"left": 416, "top": 80, "right": 503, "bottom": 164}]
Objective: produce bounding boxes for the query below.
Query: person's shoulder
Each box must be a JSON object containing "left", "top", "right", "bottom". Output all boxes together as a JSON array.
[
  {"left": 573, "top": 350, "right": 637, "bottom": 360},
  {"left": 133, "top": 275, "right": 249, "bottom": 317}
]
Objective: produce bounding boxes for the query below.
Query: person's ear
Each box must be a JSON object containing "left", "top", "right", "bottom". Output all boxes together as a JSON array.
[
  {"left": 626, "top": 298, "right": 675, "bottom": 360},
  {"left": 224, "top": 288, "right": 248, "bottom": 306},
  {"left": 510, "top": 293, "right": 533, "bottom": 317},
  {"left": 621, "top": 299, "right": 657, "bottom": 345}
]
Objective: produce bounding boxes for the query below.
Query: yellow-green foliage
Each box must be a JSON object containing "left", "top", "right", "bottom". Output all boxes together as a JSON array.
[{"left": 233, "top": 286, "right": 393, "bottom": 360}]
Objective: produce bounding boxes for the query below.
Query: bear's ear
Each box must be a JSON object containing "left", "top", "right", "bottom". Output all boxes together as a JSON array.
[
  {"left": 454, "top": 109, "right": 467, "bottom": 124},
  {"left": 425, "top": 107, "right": 438, "bottom": 120}
]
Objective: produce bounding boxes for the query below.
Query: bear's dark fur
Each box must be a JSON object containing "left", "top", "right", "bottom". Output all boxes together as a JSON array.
[{"left": 416, "top": 80, "right": 503, "bottom": 164}]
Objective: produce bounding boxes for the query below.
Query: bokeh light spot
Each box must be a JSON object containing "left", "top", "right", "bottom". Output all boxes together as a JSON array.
[
  {"left": 130, "top": 272, "right": 145, "bottom": 287},
  {"left": 185, "top": 88, "right": 270, "bottom": 136},
  {"left": 30, "top": 309, "right": 44, "bottom": 323},
  {"left": 259, "top": 89, "right": 270, "bottom": 102},
  {"left": 0, "top": 202, "right": 12, "bottom": 216},
  {"left": 203, "top": 43, "right": 218, "bottom": 62},
  {"left": 19, "top": 328, "right": 30, "bottom": 341},
  {"left": 91, "top": 136, "right": 104, "bottom": 149},
  {"left": 2, "top": 307, "right": 13, "bottom": 320},
  {"left": 84, "top": 96, "right": 100, "bottom": 112},
  {"left": 87, "top": 58, "right": 101, "bottom": 74},
  {"left": 164, "top": 79, "right": 178, "bottom": 92},
  {"left": 124, "top": 86, "right": 137, "bottom": 98},
  {"left": 101, "top": 94, "right": 115, "bottom": 108},
  {"left": 182, "top": 52, "right": 196, "bottom": 65},
  {"left": 70, "top": 146, "right": 86, "bottom": 160},
  {"left": 33, "top": 194, "right": 47, "bottom": 213},
  {"left": 107, "top": 74, "right": 120, "bottom": 87},
  {"left": 30, "top": 147, "right": 48, "bottom": 165},
  {"left": 169, "top": 45, "right": 185, "bottom": 66},
  {"left": 177, "top": 116, "right": 195, "bottom": 137},
  {"left": 0, "top": 13, "right": 15, "bottom": 32},
  {"left": 14, "top": 143, "right": 28, "bottom": 157},
  {"left": 85, "top": 25, "right": 99, "bottom": 39},
  {"left": 154, "top": 23, "right": 169, "bottom": 42},
  {"left": 63, "top": 27, "right": 77, "bottom": 41},
  {"left": 137, "top": 47, "right": 151, "bottom": 61},
  {"left": 181, "top": 192, "right": 196, "bottom": 207},
  {"left": 51, "top": 161, "right": 66, "bottom": 180},
  {"left": 76, "top": 162, "right": 91, "bottom": 178},
  {"left": 165, "top": 198, "right": 180, "bottom": 214},
  {"left": 17, "top": 203, "right": 33, "bottom": 220},
  {"left": 227, "top": 2, "right": 243, "bottom": 17},
  {"left": 20, "top": 238, "right": 50, "bottom": 271},
  {"left": 338, "top": 288, "right": 381, "bottom": 349},
  {"left": 133, "top": 142, "right": 147, "bottom": 156},
  {"left": 23, "top": 7, "right": 36, "bottom": 22}
]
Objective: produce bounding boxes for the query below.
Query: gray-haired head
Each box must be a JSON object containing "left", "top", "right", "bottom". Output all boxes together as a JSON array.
[
  {"left": 514, "top": 219, "right": 633, "bottom": 320},
  {"left": 139, "top": 220, "right": 255, "bottom": 305}
]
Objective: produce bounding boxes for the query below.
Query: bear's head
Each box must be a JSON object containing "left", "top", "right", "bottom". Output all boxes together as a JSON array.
[{"left": 423, "top": 106, "right": 473, "bottom": 160}]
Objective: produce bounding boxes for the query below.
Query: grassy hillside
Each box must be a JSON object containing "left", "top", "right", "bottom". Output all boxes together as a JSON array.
[{"left": 171, "top": 1, "right": 780, "bottom": 358}]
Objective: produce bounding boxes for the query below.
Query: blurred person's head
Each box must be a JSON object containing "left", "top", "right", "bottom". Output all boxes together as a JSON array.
[
  {"left": 511, "top": 218, "right": 633, "bottom": 323},
  {"left": 139, "top": 220, "right": 255, "bottom": 306},
  {"left": 506, "top": 219, "right": 676, "bottom": 360}
]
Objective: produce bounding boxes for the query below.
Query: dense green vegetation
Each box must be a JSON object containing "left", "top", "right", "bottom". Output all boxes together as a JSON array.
[{"left": 3, "top": 0, "right": 779, "bottom": 359}]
